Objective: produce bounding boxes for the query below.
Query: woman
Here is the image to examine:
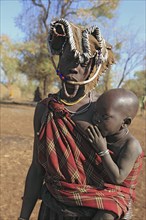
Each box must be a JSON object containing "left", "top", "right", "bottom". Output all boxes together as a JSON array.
[{"left": 18, "top": 18, "right": 115, "bottom": 220}]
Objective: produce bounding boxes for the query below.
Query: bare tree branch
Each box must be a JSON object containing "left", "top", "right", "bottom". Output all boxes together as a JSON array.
[
  {"left": 64, "top": 11, "right": 76, "bottom": 18},
  {"left": 117, "top": 50, "right": 144, "bottom": 88},
  {"left": 31, "top": 0, "right": 51, "bottom": 32}
]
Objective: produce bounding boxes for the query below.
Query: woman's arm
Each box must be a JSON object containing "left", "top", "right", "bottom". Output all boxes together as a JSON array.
[{"left": 19, "top": 103, "right": 46, "bottom": 219}]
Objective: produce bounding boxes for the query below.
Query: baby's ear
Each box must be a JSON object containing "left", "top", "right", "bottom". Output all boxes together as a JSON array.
[{"left": 124, "top": 117, "right": 132, "bottom": 126}]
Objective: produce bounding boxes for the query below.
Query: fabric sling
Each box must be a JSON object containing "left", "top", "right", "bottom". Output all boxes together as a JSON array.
[{"left": 38, "top": 95, "right": 144, "bottom": 219}]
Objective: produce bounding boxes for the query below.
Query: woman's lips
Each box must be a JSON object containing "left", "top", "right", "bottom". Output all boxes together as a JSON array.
[{"left": 66, "top": 75, "right": 78, "bottom": 82}]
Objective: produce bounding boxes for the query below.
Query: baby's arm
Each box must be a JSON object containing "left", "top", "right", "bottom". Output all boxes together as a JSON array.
[
  {"left": 87, "top": 125, "right": 142, "bottom": 184},
  {"left": 101, "top": 141, "right": 141, "bottom": 184}
]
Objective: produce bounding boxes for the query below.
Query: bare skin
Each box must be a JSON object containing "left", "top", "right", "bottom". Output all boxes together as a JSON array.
[{"left": 87, "top": 89, "right": 142, "bottom": 220}]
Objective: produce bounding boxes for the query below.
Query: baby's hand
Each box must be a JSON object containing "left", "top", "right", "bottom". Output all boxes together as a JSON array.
[{"left": 87, "top": 125, "right": 107, "bottom": 152}]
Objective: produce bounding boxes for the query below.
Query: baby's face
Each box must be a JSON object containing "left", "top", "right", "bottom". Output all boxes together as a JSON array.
[{"left": 92, "top": 102, "right": 125, "bottom": 137}]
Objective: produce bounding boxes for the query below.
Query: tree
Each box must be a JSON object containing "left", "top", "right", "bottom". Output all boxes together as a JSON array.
[
  {"left": 90, "top": 13, "right": 145, "bottom": 91},
  {"left": 122, "top": 70, "right": 146, "bottom": 98},
  {"left": 77, "top": 0, "right": 120, "bottom": 25},
  {"left": 112, "top": 30, "right": 145, "bottom": 88},
  {"left": 16, "top": 0, "right": 120, "bottom": 35},
  {"left": 17, "top": 40, "right": 59, "bottom": 95},
  {"left": 0, "top": 35, "right": 19, "bottom": 85}
]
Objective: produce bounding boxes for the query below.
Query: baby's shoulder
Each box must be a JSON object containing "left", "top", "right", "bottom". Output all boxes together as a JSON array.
[{"left": 125, "top": 134, "right": 143, "bottom": 156}]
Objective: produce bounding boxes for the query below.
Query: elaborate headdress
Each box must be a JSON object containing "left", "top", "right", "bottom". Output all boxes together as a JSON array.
[{"left": 48, "top": 19, "right": 115, "bottom": 90}]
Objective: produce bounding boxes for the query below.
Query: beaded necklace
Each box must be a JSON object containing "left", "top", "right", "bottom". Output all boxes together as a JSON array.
[
  {"left": 63, "top": 91, "right": 92, "bottom": 116},
  {"left": 59, "top": 93, "right": 87, "bottom": 106}
]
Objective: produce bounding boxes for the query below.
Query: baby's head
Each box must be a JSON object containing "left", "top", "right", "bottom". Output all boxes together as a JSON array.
[{"left": 92, "top": 88, "right": 139, "bottom": 136}]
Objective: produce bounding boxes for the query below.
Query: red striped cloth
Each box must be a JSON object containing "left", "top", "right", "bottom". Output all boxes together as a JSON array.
[{"left": 38, "top": 95, "right": 144, "bottom": 218}]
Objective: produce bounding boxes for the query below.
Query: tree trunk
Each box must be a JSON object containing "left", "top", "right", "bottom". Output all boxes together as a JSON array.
[{"left": 43, "top": 76, "right": 49, "bottom": 97}]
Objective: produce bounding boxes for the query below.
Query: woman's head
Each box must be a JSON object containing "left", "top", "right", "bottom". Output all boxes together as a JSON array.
[{"left": 48, "top": 19, "right": 115, "bottom": 98}]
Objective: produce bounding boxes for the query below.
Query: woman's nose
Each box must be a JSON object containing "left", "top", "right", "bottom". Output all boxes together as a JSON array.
[{"left": 69, "top": 69, "right": 78, "bottom": 74}]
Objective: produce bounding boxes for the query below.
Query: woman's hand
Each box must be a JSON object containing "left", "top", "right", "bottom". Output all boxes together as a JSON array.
[{"left": 87, "top": 125, "right": 107, "bottom": 153}]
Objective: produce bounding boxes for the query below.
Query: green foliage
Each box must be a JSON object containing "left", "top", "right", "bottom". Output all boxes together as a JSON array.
[
  {"left": 114, "top": 41, "right": 122, "bottom": 50},
  {"left": 77, "top": 0, "right": 120, "bottom": 23},
  {"left": 122, "top": 70, "right": 146, "bottom": 97},
  {"left": 19, "top": 80, "right": 38, "bottom": 99},
  {"left": 91, "top": 0, "right": 119, "bottom": 19},
  {"left": 17, "top": 39, "right": 59, "bottom": 85},
  {"left": 0, "top": 35, "right": 20, "bottom": 84},
  {"left": 95, "top": 68, "right": 114, "bottom": 93}
]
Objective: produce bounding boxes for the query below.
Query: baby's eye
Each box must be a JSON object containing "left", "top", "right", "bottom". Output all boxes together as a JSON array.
[{"left": 102, "top": 115, "right": 111, "bottom": 120}]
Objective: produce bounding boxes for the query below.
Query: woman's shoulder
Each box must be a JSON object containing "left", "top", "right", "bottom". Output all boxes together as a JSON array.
[
  {"left": 35, "top": 92, "right": 59, "bottom": 115},
  {"left": 35, "top": 98, "right": 48, "bottom": 116},
  {"left": 33, "top": 94, "right": 54, "bottom": 131}
]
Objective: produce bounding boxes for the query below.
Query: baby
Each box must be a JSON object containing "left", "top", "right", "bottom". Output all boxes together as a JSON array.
[{"left": 87, "top": 88, "right": 144, "bottom": 220}]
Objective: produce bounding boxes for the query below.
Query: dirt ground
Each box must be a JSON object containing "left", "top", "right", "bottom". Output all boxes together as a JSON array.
[{"left": 0, "top": 104, "right": 145, "bottom": 220}]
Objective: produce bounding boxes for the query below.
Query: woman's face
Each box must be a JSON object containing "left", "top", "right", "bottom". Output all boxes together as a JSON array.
[
  {"left": 59, "top": 45, "right": 92, "bottom": 78},
  {"left": 58, "top": 43, "right": 93, "bottom": 97}
]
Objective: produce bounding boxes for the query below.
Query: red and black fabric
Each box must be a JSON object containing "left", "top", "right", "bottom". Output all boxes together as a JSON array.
[{"left": 38, "top": 94, "right": 144, "bottom": 219}]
